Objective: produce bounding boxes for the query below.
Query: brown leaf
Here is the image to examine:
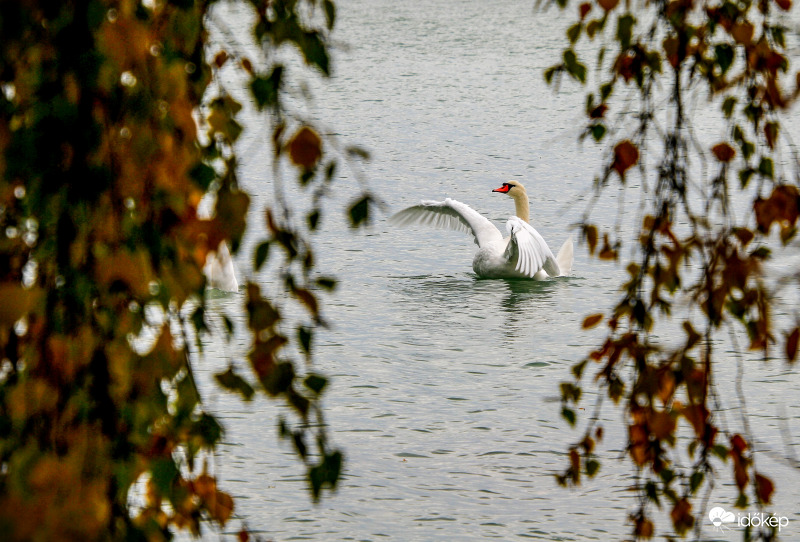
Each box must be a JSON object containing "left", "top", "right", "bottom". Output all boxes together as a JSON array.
[
  {"left": 612, "top": 140, "right": 639, "bottom": 178},
  {"left": 755, "top": 473, "right": 775, "bottom": 504},
  {"left": 582, "top": 313, "right": 604, "bottom": 329},
  {"left": 288, "top": 126, "right": 323, "bottom": 169},
  {"left": 764, "top": 122, "right": 779, "bottom": 150},
  {"left": 579, "top": 2, "right": 592, "bottom": 19},
  {"left": 786, "top": 327, "right": 799, "bottom": 363},
  {"left": 634, "top": 516, "right": 654, "bottom": 538},
  {"left": 585, "top": 224, "right": 598, "bottom": 255},
  {"left": 711, "top": 142, "right": 735, "bottom": 162},
  {"left": 214, "top": 51, "right": 229, "bottom": 69},
  {"left": 598, "top": 233, "right": 618, "bottom": 260},
  {"left": 670, "top": 499, "right": 695, "bottom": 535},
  {"left": 731, "top": 433, "right": 748, "bottom": 453},
  {"left": 649, "top": 410, "right": 676, "bottom": 440},
  {"left": 211, "top": 490, "right": 234, "bottom": 525},
  {"left": 597, "top": 0, "right": 619, "bottom": 10},
  {"left": 731, "top": 21, "right": 754, "bottom": 45},
  {"left": 775, "top": 0, "right": 791, "bottom": 10}
]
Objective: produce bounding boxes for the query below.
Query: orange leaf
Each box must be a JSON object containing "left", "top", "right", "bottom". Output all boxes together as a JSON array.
[
  {"left": 634, "top": 516, "right": 654, "bottom": 538},
  {"left": 612, "top": 140, "right": 639, "bottom": 178},
  {"left": 288, "top": 126, "right": 322, "bottom": 169},
  {"left": 671, "top": 499, "right": 695, "bottom": 535},
  {"left": 583, "top": 313, "right": 604, "bottom": 329},
  {"left": 711, "top": 142, "right": 735, "bottom": 162}
]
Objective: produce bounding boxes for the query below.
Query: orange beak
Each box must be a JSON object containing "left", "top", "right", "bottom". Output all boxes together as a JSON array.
[{"left": 492, "top": 184, "right": 510, "bottom": 193}]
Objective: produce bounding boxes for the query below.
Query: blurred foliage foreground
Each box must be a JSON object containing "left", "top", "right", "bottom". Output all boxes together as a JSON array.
[
  {"left": 0, "top": 0, "right": 370, "bottom": 539},
  {"left": 545, "top": 0, "right": 800, "bottom": 539}
]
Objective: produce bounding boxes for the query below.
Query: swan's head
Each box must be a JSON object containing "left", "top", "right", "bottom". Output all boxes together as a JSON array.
[{"left": 492, "top": 180, "right": 526, "bottom": 195}]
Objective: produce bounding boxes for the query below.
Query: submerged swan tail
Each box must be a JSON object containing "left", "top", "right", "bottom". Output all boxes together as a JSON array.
[{"left": 555, "top": 236, "right": 573, "bottom": 276}]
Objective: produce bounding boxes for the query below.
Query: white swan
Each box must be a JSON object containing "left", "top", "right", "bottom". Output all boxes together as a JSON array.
[
  {"left": 390, "top": 180, "right": 573, "bottom": 279},
  {"left": 198, "top": 193, "right": 239, "bottom": 292}
]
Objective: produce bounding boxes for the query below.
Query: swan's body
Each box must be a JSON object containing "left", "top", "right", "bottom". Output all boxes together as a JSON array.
[
  {"left": 391, "top": 181, "right": 573, "bottom": 279},
  {"left": 198, "top": 193, "right": 239, "bottom": 292}
]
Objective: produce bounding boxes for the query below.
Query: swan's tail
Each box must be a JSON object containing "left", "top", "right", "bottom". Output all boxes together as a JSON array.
[{"left": 555, "top": 236, "right": 573, "bottom": 276}]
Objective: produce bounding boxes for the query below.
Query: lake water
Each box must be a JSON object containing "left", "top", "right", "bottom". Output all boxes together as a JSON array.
[{"left": 195, "top": 2, "right": 800, "bottom": 540}]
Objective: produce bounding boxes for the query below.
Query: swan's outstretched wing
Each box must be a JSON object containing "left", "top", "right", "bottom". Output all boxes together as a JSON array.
[
  {"left": 390, "top": 198, "right": 503, "bottom": 248},
  {"left": 504, "top": 216, "right": 561, "bottom": 277}
]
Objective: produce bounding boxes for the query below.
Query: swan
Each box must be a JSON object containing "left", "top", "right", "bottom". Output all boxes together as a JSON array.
[
  {"left": 390, "top": 180, "right": 573, "bottom": 279},
  {"left": 197, "top": 193, "right": 239, "bottom": 292}
]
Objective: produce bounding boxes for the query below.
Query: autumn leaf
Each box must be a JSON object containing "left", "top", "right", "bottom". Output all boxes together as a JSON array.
[
  {"left": 585, "top": 224, "right": 598, "bottom": 254},
  {"left": 731, "top": 21, "right": 754, "bottom": 45},
  {"left": 597, "top": 0, "right": 619, "bottom": 11},
  {"left": 711, "top": 142, "right": 735, "bottom": 162},
  {"left": 583, "top": 313, "right": 604, "bottom": 329},
  {"left": 755, "top": 473, "right": 775, "bottom": 504},
  {"left": 611, "top": 140, "right": 639, "bottom": 178},
  {"left": 288, "top": 126, "right": 323, "bottom": 169},
  {"left": 786, "top": 327, "right": 799, "bottom": 363}
]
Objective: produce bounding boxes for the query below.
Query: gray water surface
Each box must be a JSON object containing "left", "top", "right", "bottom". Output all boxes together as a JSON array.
[{"left": 196, "top": 2, "right": 800, "bottom": 540}]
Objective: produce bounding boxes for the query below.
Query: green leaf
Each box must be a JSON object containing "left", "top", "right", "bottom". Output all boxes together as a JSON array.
[
  {"left": 563, "top": 49, "right": 587, "bottom": 83},
  {"left": 307, "top": 209, "right": 321, "bottom": 231},
  {"left": 572, "top": 359, "right": 588, "bottom": 379},
  {"left": 770, "top": 25, "right": 786, "bottom": 48},
  {"left": 308, "top": 450, "right": 343, "bottom": 500},
  {"left": 645, "top": 480, "right": 660, "bottom": 505},
  {"left": 194, "top": 413, "right": 224, "bottom": 448},
  {"left": 544, "top": 66, "right": 560, "bottom": 85},
  {"left": 758, "top": 157, "right": 774, "bottom": 178},
  {"left": 348, "top": 195, "right": 372, "bottom": 228},
  {"left": 304, "top": 374, "right": 328, "bottom": 395},
  {"left": 151, "top": 458, "right": 179, "bottom": 496},
  {"left": 299, "top": 31, "right": 330, "bottom": 76},
  {"left": 254, "top": 241, "right": 270, "bottom": 270},
  {"left": 567, "top": 23, "right": 582, "bottom": 44},
  {"left": 298, "top": 325, "right": 313, "bottom": 355},
  {"left": 585, "top": 459, "right": 600, "bottom": 477},
  {"left": 690, "top": 470, "right": 705, "bottom": 494},
  {"left": 561, "top": 407, "right": 576, "bottom": 425},
  {"left": 215, "top": 367, "right": 256, "bottom": 401},
  {"left": 190, "top": 162, "right": 216, "bottom": 190},
  {"left": 739, "top": 167, "right": 755, "bottom": 188},
  {"left": 600, "top": 81, "right": 614, "bottom": 101},
  {"left": 722, "top": 96, "right": 737, "bottom": 118},
  {"left": 586, "top": 19, "right": 603, "bottom": 39},
  {"left": 250, "top": 66, "right": 283, "bottom": 110},
  {"left": 323, "top": 0, "right": 336, "bottom": 30},
  {"left": 616, "top": 14, "right": 635, "bottom": 49},
  {"left": 715, "top": 44, "right": 734, "bottom": 74},
  {"left": 316, "top": 276, "right": 337, "bottom": 291},
  {"left": 591, "top": 123, "right": 607, "bottom": 142}
]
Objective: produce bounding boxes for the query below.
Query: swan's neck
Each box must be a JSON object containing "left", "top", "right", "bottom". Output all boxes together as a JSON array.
[{"left": 511, "top": 191, "right": 530, "bottom": 223}]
